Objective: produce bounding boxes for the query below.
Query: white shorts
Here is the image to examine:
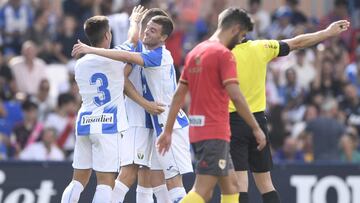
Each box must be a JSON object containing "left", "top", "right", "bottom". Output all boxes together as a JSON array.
[
  {"left": 120, "top": 127, "right": 153, "bottom": 167},
  {"left": 151, "top": 126, "right": 193, "bottom": 179},
  {"left": 73, "top": 133, "right": 121, "bottom": 172}
]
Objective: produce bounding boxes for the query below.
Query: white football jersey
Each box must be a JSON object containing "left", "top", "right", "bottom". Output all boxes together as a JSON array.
[
  {"left": 136, "top": 41, "right": 189, "bottom": 136},
  {"left": 115, "top": 42, "right": 153, "bottom": 128},
  {"left": 74, "top": 54, "right": 128, "bottom": 135}
]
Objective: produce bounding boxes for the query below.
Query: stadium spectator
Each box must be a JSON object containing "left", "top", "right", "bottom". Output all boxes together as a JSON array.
[
  {"left": 8, "top": 41, "right": 47, "bottom": 96},
  {"left": 0, "top": 0, "right": 34, "bottom": 56},
  {"left": 304, "top": 98, "right": 345, "bottom": 161},
  {"left": 30, "top": 79, "right": 53, "bottom": 122},
  {"left": 19, "top": 127, "right": 64, "bottom": 161},
  {"left": 45, "top": 93, "right": 77, "bottom": 157},
  {"left": 247, "top": 0, "right": 271, "bottom": 39},
  {"left": 0, "top": 52, "right": 15, "bottom": 100},
  {"left": 273, "top": 136, "right": 305, "bottom": 163},
  {"left": 293, "top": 49, "right": 316, "bottom": 91},
  {"left": 339, "top": 127, "right": 360, "bottom": 163},
  {"left": 11, "top": 100, "right": 42, "bottom": 157}
]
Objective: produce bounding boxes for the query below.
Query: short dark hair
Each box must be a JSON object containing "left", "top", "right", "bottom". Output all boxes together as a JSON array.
[
  {"left": 84, "top": 15, "right": 109, "bottom": 46},
  {"left": 57, "top": 93, "right": 76, "bottom": 108},
  {"left": 150, "top": 16, "right": 174, "bottom": 38},
  {"left": 22, "top": 100, "right": 38, "bottom": 111},
  {"left": 141, "top": 8, "right": 169, "bottom": 31},
  {"left": 218, "top": 8, "right": 254, "bottom": 32}
]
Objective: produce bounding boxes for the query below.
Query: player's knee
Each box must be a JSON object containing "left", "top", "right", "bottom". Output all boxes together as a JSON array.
[
  {"left": 255, "top": 179, "right": 275, "bottom": 194},
  {"left": 166, "top": 175, "right": 183, "bottom": 190},
  {"left": 119, "top": 165, "right": 138, "bottom": 184}
]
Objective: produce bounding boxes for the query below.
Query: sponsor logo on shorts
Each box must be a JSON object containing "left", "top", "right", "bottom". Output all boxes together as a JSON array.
[
  {"left": 189, "top": 115, "right": 205, "bottom": 126},
  {"left": 80, "top": 113, "right": 114, "bottom": 125},
  {"left": 199, "top": 160, "right": 208, "bottom": 168},
  {"left": 218, "top": 159, "right": 226, "bottom": 170},
  {"left": 137, "top": 152, "right": 144, "bottom": 160},
  {"left": 166, "top": 166, "right": 174, "bottom": 171}
]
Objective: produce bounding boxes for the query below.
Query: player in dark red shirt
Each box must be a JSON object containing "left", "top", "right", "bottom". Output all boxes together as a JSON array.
[{"left": 157, "top": 8, "right": 266, "bottom": 203}]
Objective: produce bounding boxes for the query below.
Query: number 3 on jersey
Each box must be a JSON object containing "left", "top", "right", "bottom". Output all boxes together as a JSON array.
[{"left": 90, "top": 73, "right": 111, "bottom": 106}]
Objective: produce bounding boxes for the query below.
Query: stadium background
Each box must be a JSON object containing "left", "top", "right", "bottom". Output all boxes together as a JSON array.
[{"left": 0, "top": 0, "right": 359, "bottom": 202}]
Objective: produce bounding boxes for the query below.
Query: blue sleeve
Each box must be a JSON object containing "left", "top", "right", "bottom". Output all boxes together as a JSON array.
[
  {"left": 0, "top": 7, "right": 5, "bottom": 29},
  {"left": 140, "top": 48, "right": 163, "bottom": 67},
  {"left": 26, "top": 5, "right": 33, "bottom": 27},
  {"left": 114, "top": 41, "right": 143, "bottom": 52}
]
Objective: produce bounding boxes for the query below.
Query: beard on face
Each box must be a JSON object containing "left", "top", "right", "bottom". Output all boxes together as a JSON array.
[{"left": 227, "top": 32, "right": 241, "bottom": 50}]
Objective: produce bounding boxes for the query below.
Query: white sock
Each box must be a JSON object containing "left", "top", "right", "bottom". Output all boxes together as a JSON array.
[
  {"left": 111, "top": 180, "right": 129, "bottom": 203},
  {"left": 61, "top": 180, "right": 84, "bottom": 203},
  {"left": 92, "top": 184, "right": 112, "bottom": 203},
  {"left": 169, "top": 187, "right": 186, "bottom": 203},
  {"left": 153, "top": 184, "right": 171, "bottom": 203},
  {"left": 136, "top": 185, "right": 154, "bottom": 203}
]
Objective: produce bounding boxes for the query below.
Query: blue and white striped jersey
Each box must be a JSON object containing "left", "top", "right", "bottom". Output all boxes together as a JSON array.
[
  {"left": 74, "top": 54, "right": 128, "bottom": 135},
  {"left": 115, "top": 42, "right": 153, "bottom": 128},
  {"left": 135, "top": 41, "right": 189, "bottom": 136}
]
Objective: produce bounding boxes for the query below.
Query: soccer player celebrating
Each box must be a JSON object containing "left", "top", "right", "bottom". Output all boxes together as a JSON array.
[
  {"left": 60, "top": 15, "right": 129, "bottom": 203},
  {"left": 157, "top": 8, "right": 266, "bottom": 203},
  {"left": 61, "top": 14, "right": 163, "bottom": 203},
  {"left": 72, "top": 11, "right": 193, "bottom": 203},
  {"left": 229, "top": 14, "right": 350, "bottom": 203}
]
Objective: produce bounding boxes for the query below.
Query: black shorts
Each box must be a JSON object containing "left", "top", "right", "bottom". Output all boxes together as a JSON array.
[
  {"left": 229, "top": 112, "right": 273, "bottom": 172},
  {"left": 192, "top": 139, "right": 234, "bottom": 176}
]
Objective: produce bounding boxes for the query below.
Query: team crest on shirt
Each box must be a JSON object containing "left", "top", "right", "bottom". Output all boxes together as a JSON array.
[
  {"left": 218, "top": 159, "right": 226, "bottom": 170},
  {"left": 137, "top": 152, "right": 145, "bottom": 160}
]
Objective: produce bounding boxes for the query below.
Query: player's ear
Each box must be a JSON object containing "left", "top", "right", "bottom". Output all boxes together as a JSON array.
[{"left": 160, "top": 34, "right": 168, "bottom": 42}]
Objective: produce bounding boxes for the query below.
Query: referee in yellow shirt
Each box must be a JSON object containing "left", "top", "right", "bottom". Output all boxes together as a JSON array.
[{"left": 229, "top": 15, "right": 350, "bottom": 203}]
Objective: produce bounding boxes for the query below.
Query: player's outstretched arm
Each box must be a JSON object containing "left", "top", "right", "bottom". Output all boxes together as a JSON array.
[
  {"left": 157, "top": 83, "right": 188, "bottom": 155},
  {"left": 225, "top": 83, "right": 266, "bottom": 151},
  {"left": 72, "top": 40, "right": 145, "bottom": 66},
  {"left": 283, "top": 20, "right": 350, "bottom": 51},
  {"left": 127, "top": 5, "right": 148, "bottom": 45},
  {"left": 123, "top": 65, "right": 165, "bottom": 115}
]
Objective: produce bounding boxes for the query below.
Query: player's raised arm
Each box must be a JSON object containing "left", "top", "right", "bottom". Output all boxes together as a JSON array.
[
  {"left": 72, "top": 40, "right": 145, "bottom": 66},
  {"left": 127, "top": 5, "right": 147, "bottom": 45},
  {"left": 283, "top": 20, "right": 350, "bottom": 51},
  {"left": 157, "top": 83, "right": 188, "bottom": 155}
]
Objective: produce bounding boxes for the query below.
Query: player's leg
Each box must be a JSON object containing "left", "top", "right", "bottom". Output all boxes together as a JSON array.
[
  {"left": 137, "top": 167, "right": 154, "bottom": 203},
  {"left": 93, "top": 171, "right": 115, "bottom": 203},
  {"left": 155, "top": 127, "right": 193, "bottom": 202},
  {"left": 150, "top": 146, "right": 172, "bottom": 203},
  {"left": 218, "top": 166, "right": 239, "bottom": 203},
  {"left": 229, "top": 112, "right": 251, "bottom": 203},
  {"left": 90, "top": 133, "right": 123, "bottom": 203},
  {"left": 135, "top": 128, "right": 156, "bottom": 203},
  {"left": 181, "top": 174, "right": 218, "bottom": 203},
  {"left": 61, "top": 136, "right": 93, "bottom": 203},
  {"left": 249, "top": 113, "right": 280, "bottom": 203},
  {"left": 182, "top": 139, "right": 229, "bottom": 202}
]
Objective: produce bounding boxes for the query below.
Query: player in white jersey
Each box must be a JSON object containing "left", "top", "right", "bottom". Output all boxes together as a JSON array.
[
  {"left": 61, "top": 15, "right": 163, "bottom": 203},
  {"left": 72, "top": 13, "right": 193, "bottom": 203},
  {"left": 112, "top": 7, "right": 173, "bottom": 203}
]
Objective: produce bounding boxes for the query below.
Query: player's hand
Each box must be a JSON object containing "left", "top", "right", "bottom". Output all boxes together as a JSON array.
[
  {"left": 72, "top": 40, "right": 93, "bottom": 57},
  {"left": 129, "top": 5, "right": 148, "bottom": 24},
  {"left": 325, "top": 20, "right": 350, "bottom": 37},
  {"left": 253, "top": 127, "right": 266, "bottom": 151},
  {"left": 157, "top": 131, "right": 172, "bottom": 156},
  {"left": 145, "top": 101, "right": 165, "bottom": 115}
]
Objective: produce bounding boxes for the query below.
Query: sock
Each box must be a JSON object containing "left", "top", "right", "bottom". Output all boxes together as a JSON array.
[
  {"left": 239, "top": 192, "right": 248, "bottom": 203},
  {"left": 61, "top": 180, "right": 84, "bottom": 203},
  {"left": 169, "top": 187, "right": 186, "bottom": 203},
  {"left": 153, "top": 184, "right": 171, "bottom": 203},
  {"left": 180, "top": 191, "right": 205, "bottom": 203},
  {"left": 221, "top": 193, "right": 239, "bottom": 203},
  {"left": 262, "top": 190, "right": 281, "bottom": 203},
  {"left": 111, "top": 180, "right": 129, "bottom": 203},
  {"left": 136, "top": 185, "right": 154, "bottom": 203},
  {"left": 92, "top": 184, "right": 112, "bottom": 203}
]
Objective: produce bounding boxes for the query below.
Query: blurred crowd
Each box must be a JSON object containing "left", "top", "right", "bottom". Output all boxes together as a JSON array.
[{"left": 0, "top": 0, "right": 360, "bottom": 164}]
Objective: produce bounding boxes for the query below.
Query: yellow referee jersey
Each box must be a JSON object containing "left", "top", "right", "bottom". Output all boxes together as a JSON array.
[{"left": 229, "top": 40, "right": 280, "bottom": 113}]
